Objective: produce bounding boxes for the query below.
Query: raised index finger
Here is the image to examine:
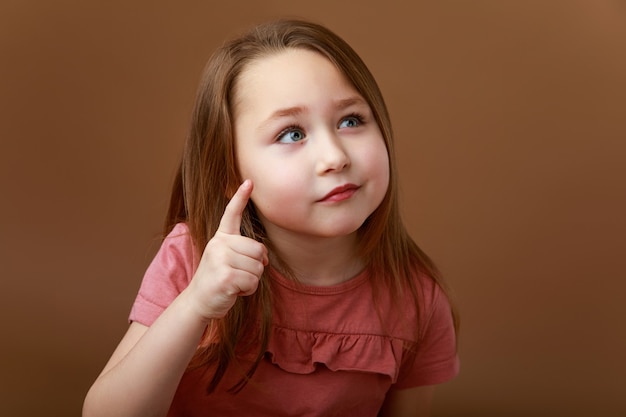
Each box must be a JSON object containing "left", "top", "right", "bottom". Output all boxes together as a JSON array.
[{"left": 217, "top": 179, "right": 253, "bottom": 235}]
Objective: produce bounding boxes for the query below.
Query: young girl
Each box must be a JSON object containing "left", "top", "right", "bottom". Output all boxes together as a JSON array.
[{"left": 83, "top": 19, "right": 459, "bottom": 417}]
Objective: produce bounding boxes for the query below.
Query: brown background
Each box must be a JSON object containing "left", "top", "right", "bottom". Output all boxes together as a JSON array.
[{"left": 1, "top": 1, "right": 625, "bottom": 416}]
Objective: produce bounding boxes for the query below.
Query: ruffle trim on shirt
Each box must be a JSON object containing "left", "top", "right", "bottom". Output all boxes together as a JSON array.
[{"left": 260, "top": 325, "right": 406, "bottom": 383}]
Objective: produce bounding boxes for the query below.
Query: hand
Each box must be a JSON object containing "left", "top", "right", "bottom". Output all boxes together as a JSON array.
[{"left": 185, "top": 179, "right": 268, "bottom": 321}]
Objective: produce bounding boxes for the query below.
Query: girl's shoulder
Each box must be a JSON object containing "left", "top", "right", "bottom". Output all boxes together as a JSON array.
[
  {"left": 128, "top": 222, "right": 197, "bottom": 326},
  {"left": 406, "top": 265, "right": 457, "bottom": 342},
  {"left": 166, "top": 222, "right": 192, "bottom": 240},
  {"left": 374, "top": 265, "right": 447, "bottom": 327}
]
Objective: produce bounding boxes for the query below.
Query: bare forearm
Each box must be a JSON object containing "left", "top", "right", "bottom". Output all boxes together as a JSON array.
[{"left": 83, "top": 290, "right": 207, "bottom": 417}]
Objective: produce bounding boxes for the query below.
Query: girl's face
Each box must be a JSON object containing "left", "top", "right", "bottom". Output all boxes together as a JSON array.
[{"left": 233, "top": 48, "right": 389, "bottom": 242}]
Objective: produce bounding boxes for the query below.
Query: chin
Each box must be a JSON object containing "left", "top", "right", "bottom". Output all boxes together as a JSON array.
[{"left": 312, "top": 222, "right": 366, "bottom": 239}]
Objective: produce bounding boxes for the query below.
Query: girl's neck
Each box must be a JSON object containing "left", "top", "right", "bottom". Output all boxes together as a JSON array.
[{"left": 266, "top": 229, "right": 364, "bottom": 287}]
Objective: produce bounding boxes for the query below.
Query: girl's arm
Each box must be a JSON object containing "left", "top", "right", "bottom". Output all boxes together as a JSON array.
[
  {"left": 83, "top": 180, "right": 267, "bottom": 417},
  {"left": 378, "top": 385, "right": 436, "bottom": 417},
  {"left": 82, "top": 292, "right": 209, "bottom": 417}
]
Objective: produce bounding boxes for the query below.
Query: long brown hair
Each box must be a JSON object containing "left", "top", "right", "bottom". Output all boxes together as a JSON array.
[{"left": 165, "top": 19, "right": 457, "bottom": 393}]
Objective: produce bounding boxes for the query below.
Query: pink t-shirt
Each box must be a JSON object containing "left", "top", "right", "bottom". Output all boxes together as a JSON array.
[{"left": 130, "top": 223, "right": 459, "bottom": 416}]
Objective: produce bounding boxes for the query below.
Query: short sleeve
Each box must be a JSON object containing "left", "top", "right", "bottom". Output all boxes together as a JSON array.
[
  {"left": 393, "top": 285, "right": 460, "bottom": 389},
  {"left": 128, "top": 223, "right": 198, "bottom": 326}
]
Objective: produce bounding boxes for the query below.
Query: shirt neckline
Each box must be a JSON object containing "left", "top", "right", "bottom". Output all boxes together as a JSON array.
[{"left": 268, "top": 266, "right": 370, "bottom": 295}]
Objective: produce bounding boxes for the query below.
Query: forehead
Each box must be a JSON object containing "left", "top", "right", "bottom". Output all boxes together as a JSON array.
[
  {"left": 232, "top": 48, "right": 361, "bottom": 116},
  {"left": 238, "top": 47, "right": 339, "bottom": 85}
]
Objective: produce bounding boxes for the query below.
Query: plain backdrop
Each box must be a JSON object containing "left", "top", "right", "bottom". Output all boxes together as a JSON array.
[{"left": 1, "top": 1, "right": 625, "bottom": 416}]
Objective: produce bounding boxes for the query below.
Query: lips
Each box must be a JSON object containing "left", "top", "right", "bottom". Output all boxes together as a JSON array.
[{"left": 318, "top": 183, "right": 360, "bottom": 202}]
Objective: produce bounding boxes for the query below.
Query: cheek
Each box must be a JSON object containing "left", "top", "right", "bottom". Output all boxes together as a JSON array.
[
  {"left": 247, "top": 162, "right": 305, "bottom": 207},
  {"left": 377, "top": 159, "right": 391, "bottom": 203},
  {"left": 236, "top": 148, "right": 264, "bottom": 185},
  {"left": 366, "top": 141, "right": 391, "bottom": 186}
]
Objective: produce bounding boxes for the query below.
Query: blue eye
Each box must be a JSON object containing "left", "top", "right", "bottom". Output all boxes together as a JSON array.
[
  {"left": 339, "top": 115, "right": 362, "bottom": 129},
  {"left": 277, "top": 127, "right": 306, "bottom": 143}
]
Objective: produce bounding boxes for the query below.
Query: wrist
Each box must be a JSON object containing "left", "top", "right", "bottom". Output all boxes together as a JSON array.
[{"left": 173, "top": 288, "right": 214, "bottom": 328}]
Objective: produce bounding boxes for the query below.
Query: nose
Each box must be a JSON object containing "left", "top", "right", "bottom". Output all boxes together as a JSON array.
[{"left": 315, "top": 131, "right": 350, "bottom": 174}]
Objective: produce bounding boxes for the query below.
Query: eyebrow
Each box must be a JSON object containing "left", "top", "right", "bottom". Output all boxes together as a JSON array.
[{"left": 260, "top": 96, "right": 368, "bottom": 129}]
